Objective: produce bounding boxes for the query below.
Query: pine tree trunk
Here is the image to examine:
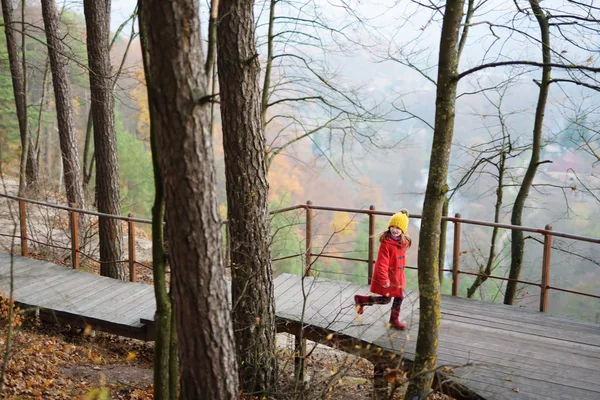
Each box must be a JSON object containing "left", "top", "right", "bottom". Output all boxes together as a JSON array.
[
  {"left": 139, "top": 1, "right": 238, "bottom": 398},
  {"left": 1, "top": 0, "right": 38, "bottom": 194},
  {"left": 41, "top": 0, "right": 85, "bottom": 212},
  {"left": 83, "top": 0, "right": 124, "bottom": 279},
  {"left": 138, "top": 4, "right": 175, "bottom": 398},
  {"left": 217, "top": 0, "right": 278, "bottom": 394},
  {"left": 505, "top": 0, "right": 550, "bottom": 305},
  {"left": 405, "top": 1, "right": 465, "bottom": 399}
]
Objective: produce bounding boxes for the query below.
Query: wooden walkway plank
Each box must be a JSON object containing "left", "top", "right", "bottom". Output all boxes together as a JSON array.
[
  {"left": 12, "top": 268, "right": 79, "bottom": 300},
  {"left": 303, "top": 280, "right": 365, "bottom": 329},
  {"left": 71, "top": 281, "right": 140, "bottom": 316},
  {"left": 294, "top": 279, "right": 353, "bottom": 324},
  {"left": 441, "top": 300, "right": 600, "bottom": 343},
  {"left": 102, "top": 288, "right": 155, "bottom": 325},
  {"left": 42, "top": 277, "right": 117, "bottom": 310},
  {"left": 432, "top": 335, "right": 600, "bottom": 389},
  {"left": 88, "top": 284, "right": 151, "bottom": 319},
  {"left": 438, "top": 318, "right": 600, "bottom": 369},
  {"left": 0, "top": 263, "right": 48, "bottom": 289},
  {"left": 440, "top": 308, "right": 600, "bottom": 347},
  {"left": 24, "top": 273, "right": 98, "bottom": 305},
  {"left": 443, "top": 360, "right": 600, "bottom": 400},
  {"left": 441, "top": 294, "right": 599, "bottom": 332}
]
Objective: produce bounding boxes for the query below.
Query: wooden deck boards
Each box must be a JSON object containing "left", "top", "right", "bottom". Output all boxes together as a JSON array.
[{"left": 0, "top": 253, "right": 599, "bottom": 400}]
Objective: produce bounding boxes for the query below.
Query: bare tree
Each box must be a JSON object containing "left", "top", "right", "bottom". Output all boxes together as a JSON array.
[
  {"left": 218, "top": 0, "right": 278, "bottom": 394},
  {"left": 505, "top": 0, "right": 553, "bottom": 305},
  {"left": 83, "top": 0, "right": 124, "bottom": 279},
  {"left": 139, "top": 0, "right": 238, "bottom": 398},
  {"left": 257, "top": 0, "right": 397, "bottom": 174}
]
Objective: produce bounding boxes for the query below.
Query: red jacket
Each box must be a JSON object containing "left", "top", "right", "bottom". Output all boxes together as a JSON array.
[{"left": 369, "top": 236, "right": 408, "bottom": 298}]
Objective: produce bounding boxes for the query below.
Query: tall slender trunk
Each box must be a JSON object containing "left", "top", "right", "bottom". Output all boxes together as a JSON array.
[
  {"left": 467, "top": 149, "right": 506, "bottom": 298},
  {"left": 436, "top": 0, "right": 474, "bottom": 282},
  {"left": 260, "top": 0, "right": 276, "bottom": 132},
  {"left": 83, "top": 10, "right": 137, "bottom": 193},
  {"left": 83, "top": 0, "right": 125, "bottom": 279},
  {"left": 1, "top": 0, "right": 37, "bottom": 194},
  {"left": 41, "top": 0, "right": 85, "bottom": 213},
  {"left": 218, "top": 0, "right": 278, "bottom": 394},
  {"left": 505, "top": 0, "right": 550, "bottom": 305},
  {"left": 139, "top": 0, "right": 238, "bottom": 398},
  {"left": 138, "top": 4, "right": 175, "bottom": 398},
  {"left": 405, "top": 1, "right": 464, "bottom": 398}
]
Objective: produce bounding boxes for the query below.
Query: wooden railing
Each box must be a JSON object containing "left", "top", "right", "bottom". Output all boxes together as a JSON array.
[{"left": 1, "top": 193, "right": 599, "bottom": 313}]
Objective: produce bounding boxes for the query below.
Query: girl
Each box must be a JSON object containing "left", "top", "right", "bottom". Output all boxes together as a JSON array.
[{"left": 354, "top": 209, "right": 412, "bottom": 330}]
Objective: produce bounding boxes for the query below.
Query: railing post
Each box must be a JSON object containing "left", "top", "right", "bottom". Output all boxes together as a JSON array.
[
  {"left": 70, "top": 204, "right": 79, "bottom": 270},
  {"left": 368, "top": 205, "right": 375, "bottom": 285},
  {"left": 540, "top": 225, "right": 552, "bottom": 312},
  {"left": 128, "top": 213, "right": 136, "bottom": 282},
  {"left": 305, "top": 200, "right": 312, "bottom": 276},
  {"left": 452, "top": 213, "right": 462, "bottom": 297},
  {"left": 19, "top": 198, "right": 28, "bottom": 257}
]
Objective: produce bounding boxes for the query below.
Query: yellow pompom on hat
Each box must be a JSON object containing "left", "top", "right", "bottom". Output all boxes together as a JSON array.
[{"left": 388, "top": 209, "right": 409, "bottom": 234}]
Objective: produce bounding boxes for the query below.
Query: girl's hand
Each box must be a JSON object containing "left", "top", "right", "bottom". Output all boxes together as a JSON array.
[{"left": 382, "top": 282, "right": 391, "bottom": 288}]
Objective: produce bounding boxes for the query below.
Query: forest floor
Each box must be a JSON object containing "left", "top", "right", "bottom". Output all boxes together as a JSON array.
[{"left": 0, "top": 320, "right": 454, "bottom": 399}]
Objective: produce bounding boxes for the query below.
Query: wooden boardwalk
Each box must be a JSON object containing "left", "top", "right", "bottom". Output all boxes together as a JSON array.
[{"left": 1, "top": 252, "right": 599, "bottom": 399}]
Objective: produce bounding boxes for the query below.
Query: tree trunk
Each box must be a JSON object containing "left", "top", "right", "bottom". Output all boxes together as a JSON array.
[
  {"left": 139, "top": 1, "right": 238, "bottom": 399},
  {"left": 504, "top": 0, "right": 550, "bottom": 305},
  {"left": 138, "top": 5, "right": 175, "bottom": 398},
  {"left": 405, "top": 1, "right": 464, "bottom": 399},
  {"left": 260, "top": 0, "right": 276, "bottom": 132},
  {"left": 217, "top": 0, "right": 278, "bottom": 395},
  {"left": 41, "top": 0, "right": 85, "bottom": 212},
  {"left": 467, "top": 148, "right": 506, "bottom": 298},
  {"left": 1, "top": 0, "right": 38, "bottom": 194},
  {"left": 83, "top": 0, "right": 125, "bottom": 279},
  {"left": 25, "top": 139, "right": 38, "bottom": 191}
]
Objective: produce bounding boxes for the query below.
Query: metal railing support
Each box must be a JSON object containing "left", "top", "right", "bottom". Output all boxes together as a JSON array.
[
  {"left": 540, "top": 225, "right": 553, "bottom": 312},
  {"left": 69, "top": 204, "right": 79, "bottom": 269},
  {"left": 128, "top": 213, "right": 136, "bottom": 282},
  {"left": 368, "top": 205, "right": 376, "bottom": 285},
  {"left": 19, "top": 198, "right": 28, "bottom": 257},
  {"left": 305, "top": 200, "right": 312, "bottom": 276},
  {"left": 452, "top": 213, "right": 462, "bottom": 297}
]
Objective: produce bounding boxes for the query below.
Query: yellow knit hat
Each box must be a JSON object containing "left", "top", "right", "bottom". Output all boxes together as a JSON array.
[{"left": 388, "top": 209, "right": 409, "bottom": 234}]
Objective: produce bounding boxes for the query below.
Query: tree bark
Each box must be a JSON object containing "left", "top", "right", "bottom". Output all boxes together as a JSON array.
[
  {"left": 139, "top": 1, "right": 238, "bottom": 399},
  {"left": 218, "top": 0, "right": 278, "bottom": 395},
  {"left": 83, "top": 0, "right": 125, "bottom": 279},
  {"left": 505, "top": 0, "right": 550, "bottom": 305},
  {"left": 1, "top": 0, "right": 38, "bottom": 194},
  {"left": 138, "top": 5, "right": 175, "bottom": 398},
  {"left": 41, "top": 0, "right": 85, "bottom": 212},
  {"left": 405, "top": 1, "right": 464, "bottom": 399}
]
